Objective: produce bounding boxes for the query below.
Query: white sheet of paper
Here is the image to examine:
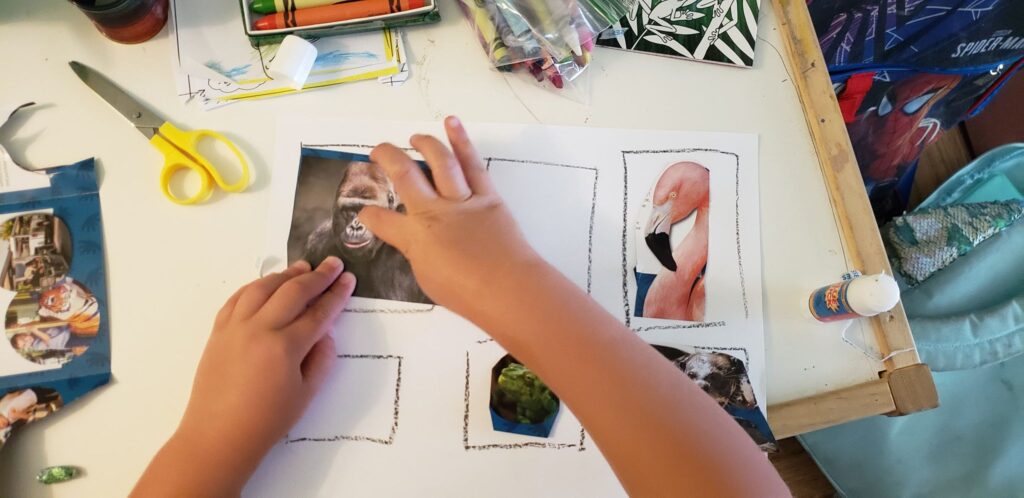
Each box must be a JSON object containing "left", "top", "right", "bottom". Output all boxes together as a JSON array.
[
  {"left": 251, "top": 118, "right": 764, "bottom": 497},
  {"left": 170, "top": 0, "right": 407, "bottom": 110}
]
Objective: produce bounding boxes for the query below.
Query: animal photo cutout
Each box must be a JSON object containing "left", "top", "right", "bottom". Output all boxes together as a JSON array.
[
  {"left": 0, "top": 386, "right": 63, "bottom": 448},
  {"left": 652, "top": 345, "right": 774, "bottom": 450},
  {"left": 0, "top": 213, "right": 100, "bottom": 367},
  {"left": 634, "top": 162, "right": 709, "bottom": 321},
  {"left": 463, "top": 343, "right": 587, "bottom": 451},
  {"left": 489, "top": 354, "right": 561, "bottom": 438},
  {"left": 287, "top": 149, "right": 431, "bottom": 305}
]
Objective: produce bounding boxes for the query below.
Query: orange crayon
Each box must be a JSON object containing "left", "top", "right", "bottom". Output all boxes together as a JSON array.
[{"left": 253, "top": 0, "right": 425, "bottom": 30}]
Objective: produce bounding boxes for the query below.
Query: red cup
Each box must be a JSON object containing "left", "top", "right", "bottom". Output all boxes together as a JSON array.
[{"left": 69, "top": 0, "right": 169, "bottom": 44}]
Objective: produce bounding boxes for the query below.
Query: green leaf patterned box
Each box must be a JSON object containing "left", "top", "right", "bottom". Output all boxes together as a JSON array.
[{"left": 597, "top": 0, "right": 762, "bottom": 68}]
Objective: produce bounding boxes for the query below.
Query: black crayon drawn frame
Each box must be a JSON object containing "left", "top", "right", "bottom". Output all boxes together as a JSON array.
[
  {"left": 620, "top": 149, "right": 749, "bottom": 331},
  {"left": 484, "top": 158, "right": 599, "bottom": 296},
  {"left": 462, "top": 352, "right": 587, "bottom": 452},
  {"left": 285, "top": 354, "right": 403, "bottom": 446}
]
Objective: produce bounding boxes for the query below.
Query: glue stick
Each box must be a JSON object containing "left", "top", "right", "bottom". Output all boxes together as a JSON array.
[{"left": 808, "top": 273, "right": 899, "bottom": 322}]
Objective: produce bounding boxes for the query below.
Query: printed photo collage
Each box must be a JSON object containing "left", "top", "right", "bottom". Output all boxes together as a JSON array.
[
  {"left": 284, "top": 148, "right": 772, "bottom": 450},
  {"left": 1, "top": 213, "right": 101, "bottom": 368}
]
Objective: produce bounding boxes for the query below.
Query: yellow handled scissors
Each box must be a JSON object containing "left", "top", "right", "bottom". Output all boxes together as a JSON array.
[{"left": 70, "top": 61, "right": 250, "bottom": 205}]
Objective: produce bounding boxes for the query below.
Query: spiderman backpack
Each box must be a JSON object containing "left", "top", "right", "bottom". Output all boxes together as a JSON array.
[{"left": 808, "top": 0, "right": 1024, "bottom": 223}]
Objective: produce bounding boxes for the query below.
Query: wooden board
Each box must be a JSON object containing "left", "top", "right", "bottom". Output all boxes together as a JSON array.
[
  {"left": 766, "top": 0, "right": 939, "bottom": 433},
  {"left": 769, "top": 377, "right": 894, "bottom": 438}
]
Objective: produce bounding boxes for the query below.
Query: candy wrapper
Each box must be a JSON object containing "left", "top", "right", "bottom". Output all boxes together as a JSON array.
[{"left": 458, "top": 0, "right": 633, "bottom": 96}]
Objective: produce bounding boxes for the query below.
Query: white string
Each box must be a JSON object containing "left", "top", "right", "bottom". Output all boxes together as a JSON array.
[{"left": 840, "top": 322, "right": 917, "bottom": 362}]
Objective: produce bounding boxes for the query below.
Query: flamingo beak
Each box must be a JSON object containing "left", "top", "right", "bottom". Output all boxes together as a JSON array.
[{"left": 644, "top": 202, "right": 677, "bottom": 271}]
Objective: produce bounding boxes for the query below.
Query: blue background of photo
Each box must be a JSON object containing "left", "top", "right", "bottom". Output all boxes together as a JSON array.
[{"left": 489, "top": 406, "right": 558, "bottom": 439}]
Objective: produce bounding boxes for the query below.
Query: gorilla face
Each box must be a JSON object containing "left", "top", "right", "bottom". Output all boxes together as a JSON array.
[{"left": 331, "top": 162, "right": 398, "bottom": 262}]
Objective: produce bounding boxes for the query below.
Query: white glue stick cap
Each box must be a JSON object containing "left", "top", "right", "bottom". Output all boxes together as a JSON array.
[
  {"left": 268, "top": 35, "right": 318, "bottom": 90},
  {"left": 847, "top": 273, "right": 900, "bottom": 316}
]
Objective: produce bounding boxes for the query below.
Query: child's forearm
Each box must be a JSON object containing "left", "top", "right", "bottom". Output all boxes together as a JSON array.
[
  {"left": 131, "top": 427, "right": 265, "bottom": 497},
  {"left": 133, "top": 259, "right": 353, "bottom": 497},
  {"left": 464, "top": 259, "right": 789, "bottom": 497}
]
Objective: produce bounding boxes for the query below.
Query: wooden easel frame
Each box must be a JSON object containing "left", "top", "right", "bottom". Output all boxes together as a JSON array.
[{"left": 765, "top": 0, "right": 939, "bottom": 439}]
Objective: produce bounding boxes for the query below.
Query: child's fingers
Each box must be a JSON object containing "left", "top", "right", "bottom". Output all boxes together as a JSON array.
[
  {"left": 409, "top": 134, "right": 471, "bottom": 201},
  {"left": 257, "top": 257, "right": 345, "bottom": 328},
  {"left": 358, "top": 206, "right": 412, "bottom": 254},
  {"left": 370, "top": 143, "right": 438, "bottom": 208},
  {"left": 233, "top": 261, "right": 311, "bottom": 318},
  {"left": 300, "top": 334, "right": 337, "bottom": 392},
  {"left": 444, "top": 116, "right": 493, "bottom": 195},
  {"left": 290, "top": 271, "right": 356, "bottom": 351},
  {"left": 214, "top": 283, "right": 248, "bottom": 328}
]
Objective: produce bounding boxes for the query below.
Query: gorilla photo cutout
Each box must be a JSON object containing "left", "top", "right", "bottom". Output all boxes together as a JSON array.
[{"left": 287, "top": 149, "right": 431, "bottom": 305}]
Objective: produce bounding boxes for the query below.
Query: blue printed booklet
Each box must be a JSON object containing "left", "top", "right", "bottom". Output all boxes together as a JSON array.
[{"left": 0, "top": 104, "right": 110, "bottom": 449}]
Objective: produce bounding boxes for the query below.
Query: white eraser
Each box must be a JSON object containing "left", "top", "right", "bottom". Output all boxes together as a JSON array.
[{"left": 268, "top": 35, "right": 318, "bottom": 90}]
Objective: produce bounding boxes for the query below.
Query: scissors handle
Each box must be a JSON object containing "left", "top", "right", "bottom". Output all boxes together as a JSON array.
[{"left": 152, "top": 122, "right": 251, "bottom": 205}]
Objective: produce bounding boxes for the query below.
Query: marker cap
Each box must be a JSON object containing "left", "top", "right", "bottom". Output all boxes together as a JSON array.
[{"left": 267, "top": 35, "right": 318, "bottom": 90}]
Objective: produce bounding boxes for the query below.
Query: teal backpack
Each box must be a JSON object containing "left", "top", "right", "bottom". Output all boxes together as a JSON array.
[{"left": 798, "top": 144, "right": 1024, "bottom": 497}]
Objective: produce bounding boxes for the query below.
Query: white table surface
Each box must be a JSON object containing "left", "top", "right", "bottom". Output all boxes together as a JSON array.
[{"left": 0, "top": 0, "right": 883, "bottom": 495}]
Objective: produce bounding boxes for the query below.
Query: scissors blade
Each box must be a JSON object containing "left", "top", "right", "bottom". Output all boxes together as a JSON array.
[{"left": 69, "top": 61, "right": 165, "bottom": 140}]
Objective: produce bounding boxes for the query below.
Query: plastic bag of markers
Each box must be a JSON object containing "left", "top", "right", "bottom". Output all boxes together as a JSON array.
[{"left": 458, "top": 0, "right": 635, "bottom": 100}]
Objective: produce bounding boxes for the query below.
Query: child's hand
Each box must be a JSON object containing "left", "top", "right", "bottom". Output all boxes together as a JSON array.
[
  {"left": 359, "top": 117, "right": 544, "bottom": 318},
  {"left": 176, "top": 258, "right": 355, "bottom": 468}
]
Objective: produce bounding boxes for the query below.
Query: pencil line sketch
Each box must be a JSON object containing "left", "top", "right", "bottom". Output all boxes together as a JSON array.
[{"left": 170, "top": 0, "right": 407, "bottom": 110}]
